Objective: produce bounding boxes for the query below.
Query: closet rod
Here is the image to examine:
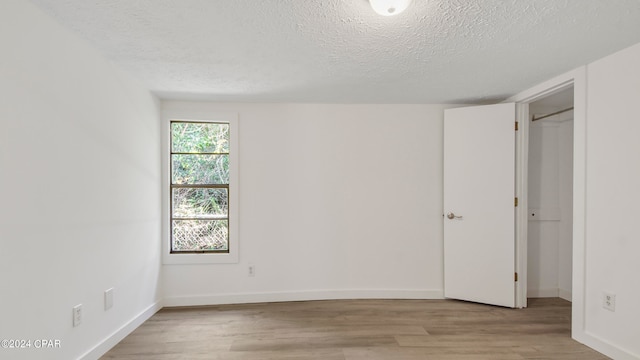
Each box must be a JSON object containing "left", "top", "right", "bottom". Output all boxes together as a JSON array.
[{"left": 531, "top": 107, "right": 574, "bottom": 122}]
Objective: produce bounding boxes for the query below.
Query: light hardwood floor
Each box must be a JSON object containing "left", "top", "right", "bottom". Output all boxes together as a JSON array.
[{"left": 102, "top": 298, "right": 608, "bottom": 359}]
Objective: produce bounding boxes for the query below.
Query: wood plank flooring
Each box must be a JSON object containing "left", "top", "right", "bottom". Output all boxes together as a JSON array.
[{"left": 101, "top": 298, "right": 609, "bottom": 359}]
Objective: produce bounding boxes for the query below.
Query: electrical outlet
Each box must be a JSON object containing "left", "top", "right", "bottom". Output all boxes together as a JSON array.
[
  {"left": 248, "top": 265, "right": 255, "bottom": 277},
  {"left": 73, "top": 304, "right": 82, "bottom": 327},
  {"left": 603, "top": 292, "right": 616, "bottom": 312},
  {"left": 105, "top": 288, "right": 114, "bottom": 310}
]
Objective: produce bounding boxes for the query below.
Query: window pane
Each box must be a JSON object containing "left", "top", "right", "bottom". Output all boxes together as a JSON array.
[
  {"left": 172, "top": 188, "right": 228, "bottom": 217},
  {"left": 172, "top": 154, "right": 229, "bottom": 184},
  {"left": 172, "top": 220, "right": 228, "bottom": 252},
  {"left": 172, "top": 122, "right": 229, "bottom": 153}
]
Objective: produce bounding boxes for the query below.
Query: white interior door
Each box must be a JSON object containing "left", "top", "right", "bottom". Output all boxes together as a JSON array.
[{"left": 444, "top": 103, "right": 516, "bottom": 308}]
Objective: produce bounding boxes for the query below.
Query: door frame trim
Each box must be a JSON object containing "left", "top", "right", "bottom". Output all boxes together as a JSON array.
[{"left": 506, "top": 66, "right": 587, "bottom": 340}]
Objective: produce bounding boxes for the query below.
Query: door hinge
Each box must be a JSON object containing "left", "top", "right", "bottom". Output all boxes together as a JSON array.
[
  {"left": 515, "top": 272, "right": 518, "bottom": 282},
  {"left": 515, "top": 197, "right": 518, "bottom": 207},
  {"left": 515, "top": 121, "right": 519, "bottom": 131}
]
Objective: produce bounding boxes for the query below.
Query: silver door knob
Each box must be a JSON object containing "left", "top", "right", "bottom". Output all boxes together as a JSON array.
[{"left": 446, "top": 212, "right": 463, "bottom": 219}]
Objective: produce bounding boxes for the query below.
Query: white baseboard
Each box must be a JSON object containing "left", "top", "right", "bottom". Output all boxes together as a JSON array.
[
  {"left": 78, "top": 300, "right": 163, "bottom": 360},
  {"left": 528, "top": 288, "right": 573, "bottom": 301},
  {"left": 573, "top": 330, "right": 640, "bottom": 360},
  {"left": 164, "top": 289, "right": 444, "bottom": 307},
  {"left": 558, "top": 288, "right": 572, "bottom": 302},
  {"left": 527, "top": 288, "right": 559, "bottom": 298}
]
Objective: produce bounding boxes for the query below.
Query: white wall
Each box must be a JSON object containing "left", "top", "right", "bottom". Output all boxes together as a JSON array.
[
  {"left": 0, "top": 1, "right": 162, "bottom": 359},
  {"left": 528, "top": 122, "right": 560, "bottom": 296},
  {"left": 162, "top": 102, "right": 451, "bottom": 305},
  {"left": 583, "top": 41, "right": 640, "bottom": 358},
  {"left": 527, "top": 117, "right": 573, "bottom": 300}
]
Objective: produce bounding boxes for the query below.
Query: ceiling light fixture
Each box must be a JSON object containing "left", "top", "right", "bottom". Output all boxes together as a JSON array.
[{"left": 369, "top": 0, "right": 411, "bottom": 16}]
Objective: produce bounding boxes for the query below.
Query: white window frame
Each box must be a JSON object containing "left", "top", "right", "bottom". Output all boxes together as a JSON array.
[{"left": 162, "top": 111, "right": 239, "bottom": 264}]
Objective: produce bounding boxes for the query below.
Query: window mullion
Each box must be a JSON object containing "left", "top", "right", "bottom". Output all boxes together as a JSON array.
[{"left": 171, "top": 184, "right": 229, "bottom": 189}]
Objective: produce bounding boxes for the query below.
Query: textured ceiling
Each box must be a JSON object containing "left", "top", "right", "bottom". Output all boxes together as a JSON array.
[{"left": 28, "top": 0, "right": 640, "bottom": 103}]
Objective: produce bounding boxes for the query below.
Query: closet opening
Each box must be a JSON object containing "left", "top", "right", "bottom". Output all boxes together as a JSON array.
[{"left": 526, "top": 86, "right": 574, "bottom": 304}]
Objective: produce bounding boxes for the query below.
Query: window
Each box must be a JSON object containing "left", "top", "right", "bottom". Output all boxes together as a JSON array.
[{"left": 170, "top": 121, "right": 230, "bottom": 253}]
